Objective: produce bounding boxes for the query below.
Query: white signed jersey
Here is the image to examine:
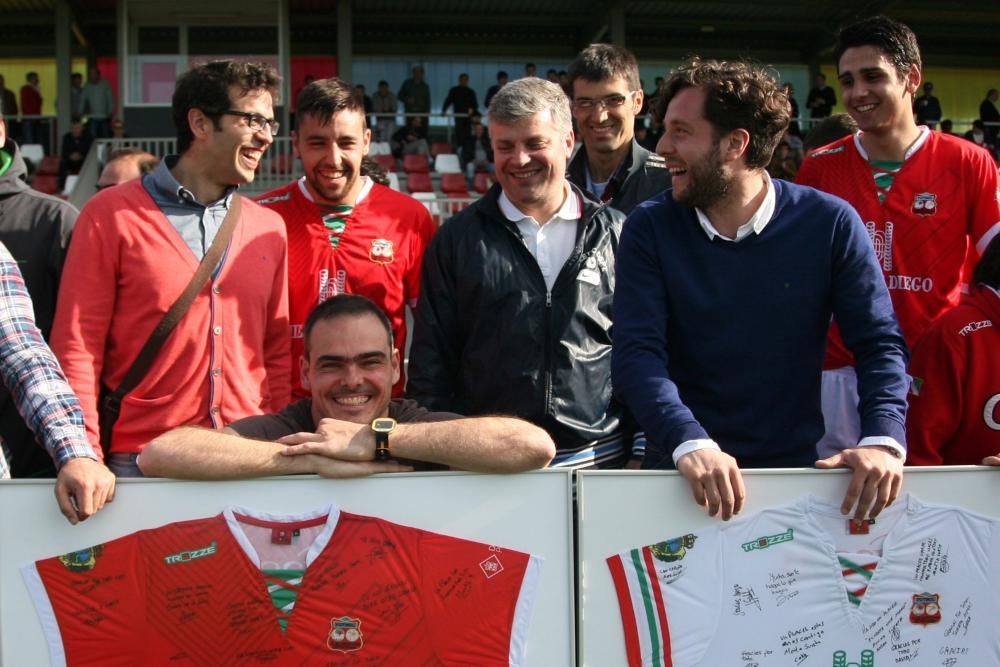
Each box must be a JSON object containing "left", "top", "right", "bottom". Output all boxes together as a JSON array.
[{"left": 607, "top": 494, "right": 1000, "bottom": 667}]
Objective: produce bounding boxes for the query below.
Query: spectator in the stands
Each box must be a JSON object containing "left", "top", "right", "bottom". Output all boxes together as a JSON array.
[
  {"left": 80, "top": 66, "right": 115, "bottom": 138},
  {"left": 442, "top": 73, "right": 478, "bottom": 140},
  {"left": 57, "top": 116, "right": 92, "bottom": 190},
  {"left": 782, "top": 82, "right": 800, "bottom": 136},
  {"left": 0, "top": 75, "right": 17, "bottom": 121},
  {"left": 964, "top": 119, "right": 996, "bottom": 159},
  {"left": 398, "top": 66, "right": 431, "bottom": 120},
  {"left": 458, "top": 114, "right": 493, "bottom": 180},
  {"left": 980, "top": 88, "right": 999, "bottom": 143},
  {"left": 806, "top": 72, "right": 836, "bottom": 119},
  {"left": 484, "top": 70, "right": 508, "bottom": 109},
  {"left": 913, "top": 82, "right": 942, "bottom": 129},
  {"left": 19, "top": 72, "right": 42, "bottom": 146},
  {"left": 371, "top": 80, "right": 397, "bottom": 142},
  {"left": 546, "top": 69, "right": 559, "bottom": 84},
  {"left": 392, "top": 116, "right": 430, "bottom": 158},
  {"left": 69, "top": 72, "right": 83, "bottom": 117},
  {"left": 524, "top": 62, "right": 537, "bottom": 78},
  {"left": 939, "top": 119, "right": 957, "bottom": 136},
  {"left": 353, "top": 84, "right": 373, "bottom": 119},
  {"left": 96, "top": 147, "right": 159, "bottom": 190}
]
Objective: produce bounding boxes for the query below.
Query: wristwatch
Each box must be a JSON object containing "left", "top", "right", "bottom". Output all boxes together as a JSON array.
[{"left": 371, "top": 417, "right": 397, "bottom": 461}]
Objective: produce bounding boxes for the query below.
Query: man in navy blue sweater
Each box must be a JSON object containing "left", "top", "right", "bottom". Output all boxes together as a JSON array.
[{"left": 612, "top": 58, "right": 909, "bottom": 522}]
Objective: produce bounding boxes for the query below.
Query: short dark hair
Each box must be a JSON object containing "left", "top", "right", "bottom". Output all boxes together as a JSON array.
[
  {"left": 973, "top": 234, "right": 1000, "bottom": 290},
  {"left": 303, "top": 294, "right": 394, "bottom": 357},
  {"left": 172, "top": 60, "right": 279, "bottom": 154},
  {"left": 803, "top": 113, "right": 859, "bottom": 152},
  {"left": 834, "top": 15, "right": 921, "bottom": 79},
  {"left": 107, "top": 147, "right": 160, "bottom": 175},
  {"left": 497, "top": 70, "right": 508, "bottom": 81},
  {"left": 568, "top": 43, "right": 641, "bottom": 93},
  {"left": 660, "top": 57, "right": 790, "bottom": 169},
  {"left": 296, "top": 77, "right": 365, "bottom": 129}
]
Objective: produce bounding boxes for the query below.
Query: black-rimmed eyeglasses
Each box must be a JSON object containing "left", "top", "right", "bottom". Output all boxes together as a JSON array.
[{"left": 222, "top": 110, "right": 280, "bottom": 135}]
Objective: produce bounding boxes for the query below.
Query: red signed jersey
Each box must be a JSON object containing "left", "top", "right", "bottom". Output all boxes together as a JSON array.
[
  {"left": 797, "top": 130, "right": 1000, "bottom": 367},
  {"left": 23, "top": 506, "right": 540, "bottom": 666},
  {"left": 257, "top": 179, "right": 437, "bottom": 396}
]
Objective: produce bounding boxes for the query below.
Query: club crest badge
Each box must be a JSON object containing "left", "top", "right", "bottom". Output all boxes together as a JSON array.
[
  {"left": 480, "top": 554, "right": 505, "bottom": 579},
  {"left": 912, "top": 192, "right": 937, "bottom": 216},
  {"left": 909, "top": 592, "right": 941, "bottom": 625},
  {"left": 649, "top": 533, "right": 698, "bottom": 563},
  {"left": 327, "top": 616, "right": 364, "bottom": 653},
  {"left": 58, "top": 546, "right": 103, "bottom": 572},
  {"left": 369, "top": 238, "right": 395, "bottom": 264}
]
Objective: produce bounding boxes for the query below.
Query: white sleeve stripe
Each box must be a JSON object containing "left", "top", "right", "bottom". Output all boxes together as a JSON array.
[
  {"left": 976, "top": 221, "right": 1000, "bottom": 255},
  {"left": 508, "top": 554, "right": 543, "bottom": 667},
  {"left": 19, "top": 563, "right": 66, "bottom": 667}
]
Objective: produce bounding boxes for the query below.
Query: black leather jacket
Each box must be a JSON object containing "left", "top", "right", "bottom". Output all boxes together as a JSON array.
[
  {"left": 407, "top": 183, "right": 627, "bottom": 462},
  {"left": 567, "top": 139, "right": 669, "bottom": 215}
]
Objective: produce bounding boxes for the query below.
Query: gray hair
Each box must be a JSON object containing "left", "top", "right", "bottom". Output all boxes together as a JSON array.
[{"left": 488, "top": 77, "right": 572, "bottom": 135}]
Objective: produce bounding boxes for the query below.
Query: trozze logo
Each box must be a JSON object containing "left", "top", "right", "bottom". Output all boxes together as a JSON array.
[
  {"left": 480, "top": 554, "right": 505, "bottom": 579},
  {"left": 369, "top": 238, "right": 395, "bottom": 264},
  {"left": 911, "top": 192, "right": 937, "bottom": 216},
  {"left": 741, "top": 528, "right": 794, "bottom": 553},
  {"left": 866, "top": 221, "right": 894, "bottom": 271},
  {"left": 163, "top": 541, "right": 218, "bottom": 565},
  {"left": 327, "top": 616, "right": 363, "bottom": 653}
]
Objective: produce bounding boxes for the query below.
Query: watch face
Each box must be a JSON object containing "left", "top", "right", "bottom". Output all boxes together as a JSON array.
[{"left": 372, "top": 418, "right": 396, "bottom": 432}]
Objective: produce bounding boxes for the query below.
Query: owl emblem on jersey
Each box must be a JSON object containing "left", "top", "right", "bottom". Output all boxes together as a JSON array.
[
  {"left": 649, "top": 533, "right": 698, "bottom": 563},
  {"left": 832, "top": 649, "right": 874, "bottom": 666},
  {"left": 327, "top": 616, "right": 364, "bottom": 653},
  {"left": 912, "top": 192, "right": 937, "bottom": 217},
  {"left": 58, "top": 545, "right": 103, "bottom": 572},
  {"left": 369, "top": 238, "right": 395, "bottom": 264},
  {"left": 909, "top": 592, "right": 941, "bottom": 625},
  {"left": 866, "top": 221, "right": 894, "bottom": 271}
]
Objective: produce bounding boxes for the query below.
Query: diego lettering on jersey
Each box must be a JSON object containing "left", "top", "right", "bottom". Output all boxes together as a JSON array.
[
  {"left": 865, "top": 220, "right": 935, "bottom": 293},
  {"left": 163, "top": 541, "right": 218, "bottom": 565}
]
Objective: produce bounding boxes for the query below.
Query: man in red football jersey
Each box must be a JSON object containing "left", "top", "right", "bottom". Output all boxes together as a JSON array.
[
  {"left": 797, "top": 15, "right": 1000, "bottom": 456},
  {"left": 257, "top": 78, "right": 437, "bottom": 397}
]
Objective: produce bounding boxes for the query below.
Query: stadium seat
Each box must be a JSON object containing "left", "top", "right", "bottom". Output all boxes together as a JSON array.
[
  {"left": 20, "top": 143, "right": 44, "bottom": 165},
  {"left": 402, "top": 154, "right": 430, "bottom": 174},
  {"left": 434, "top": 153, "right": 462, "bottom": 174},
  {"left": 386, "top": 172, "right": 400, "bottom": 191},
  {"left": 373, "top": 154, "right": 397, "bottom": 172},
  {"left": 412, "top": 191, "right": 441, "bottom": 218},
  {"left": 62, "top": 174, "right": 79, "bottom": 196},
  {"left": 31, "top": 174, "right": 59, "bottom": 195},
  {"left": 405, "top": 171, "right": 434, "bottom": 193},
  {"left": 38, "top": 156, "right": 61, "bottom": 176},
  {"left": 430, "top": 142, "right": 453, "bottom": 157},
  {"left": 369, "top": 141, "right": 392, "bottom": 156},
  {"left": 440, "top": 173, "right": 470, "bottom": 197},
  {"left": 473, "top": 172, "right": 492, "bottom": 194}
]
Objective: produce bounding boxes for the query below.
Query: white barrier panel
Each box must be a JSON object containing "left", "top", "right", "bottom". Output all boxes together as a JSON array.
[
  {"left": 577, "top": 467, "right": 1000, "bottom": 667},
  {"left": 0, "top": 470, "right": 574, "bottom": 666}
]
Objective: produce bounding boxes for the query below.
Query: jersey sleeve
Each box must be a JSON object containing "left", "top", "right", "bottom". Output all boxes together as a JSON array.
[
  {"left": 21, "top": 533, "right": 144, "bottom": 666},
  {"left": 419, "top": 530, "right": 541, "bottom": 666},
  {"left": 405, "top": 206, "right": 437, "bottom": 309},
  {"left": 606, "top": 528, "right": 722, "bottom": 667},
  {"left": 905, "top": 311, "right": 966, "bottom": 465},
  {"left": 965, "top": 145, "right": 1000, "bottom": 256}
]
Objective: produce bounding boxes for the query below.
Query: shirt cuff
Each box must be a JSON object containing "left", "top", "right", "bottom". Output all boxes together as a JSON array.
[
  {"left": 856, "top": 436, "right": 905, "bottom": 460},
  {"left": 672, "top": 438, "right": 721, "bottom": 467}
]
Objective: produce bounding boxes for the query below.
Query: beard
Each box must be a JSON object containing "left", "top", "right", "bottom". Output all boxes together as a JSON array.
[
  {"left": 307, "top": 163, "right": 358, "bottom": 205},
  {"left": 672, "top": 143, "right": 731, "bottom": 211}
]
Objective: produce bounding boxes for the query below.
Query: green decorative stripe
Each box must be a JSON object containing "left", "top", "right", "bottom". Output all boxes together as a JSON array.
[
  {"left": 262, "top": 569, "right": 304, "bottom": 633},
  {"left": 630, "top": 549, "right": 662, "bottom": 667},
  {"left": 837, "top": 556, "right": 874, "bottom": 580}
]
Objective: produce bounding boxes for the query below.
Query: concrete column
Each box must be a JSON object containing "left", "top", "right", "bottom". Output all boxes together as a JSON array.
[
  {"left": 54, "top": 0, "right": 72, "bottom": 133},
  {"left": 337, "top": 0, "right": 352, "bottom": 81}
]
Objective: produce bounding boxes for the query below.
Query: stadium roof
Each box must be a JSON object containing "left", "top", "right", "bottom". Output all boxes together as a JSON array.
[{"left": 0, "top": 0, "right": 998, "bottom": 68}]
